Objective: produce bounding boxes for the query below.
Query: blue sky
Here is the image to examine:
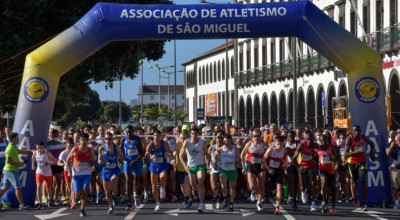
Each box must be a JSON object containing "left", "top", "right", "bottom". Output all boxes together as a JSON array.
[{"left": 90, "top": 0, "right": 232, "bottom": 103}]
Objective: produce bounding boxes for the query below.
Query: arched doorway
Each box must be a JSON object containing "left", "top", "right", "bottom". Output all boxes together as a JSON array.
[
  {"left": 246, "top": 96, "right": 253, "bottom": 128},
  {"left": 298, "top": 89, "right": 305, "bottom": 123},
  {"left": 339, "top": 81, "right": 347, "bottom": 97},
  {"left": 327, "top": 85, "right": 336, "bottom": 127},
  {"left": 316, "top": 86, "right": 324, "bottom": 128},
  {"left": 239, "top": 97, "right": 245, "bottom": 128},
  {"left": 389, "top": 70, "right": 400, "bottom": 130},
  {"left": 288, "top": 91, "right": 293, "bottom": 125},
  {"left": 254, "top": 96, "right": 261, "bottom": 128},
  {"left": 279, "top": 92, "right": 287, "bottom": 127},
  {"left": 270, "top": 93, "right": 278, "bottom": 125},
  {"left": 261, "top": 94, "right": 269, "bottom": 126},
  {"left": 307, "top": 88, "right": 316, "bottom": 127}
]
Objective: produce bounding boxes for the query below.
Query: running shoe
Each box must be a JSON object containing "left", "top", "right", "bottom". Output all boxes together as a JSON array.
[
  {"left": 70, "top": 203, "right": 77, "bottom": 210},
  {"left": 228, "top": 203, "right": 233, "bottom": 212},
  {"left": 96, "top": 197, "right": 101, "bottom": 204},
  {"left": 287, "top": 196, "right": 292, "bottom": 204},
  {"left": 107, "top": 206, "right": 114, "bottom": 215},
  {"left": 222, "top": 196, "right": 228, "bottom": 208},
  {"left": 36, "top": 204, "right": 43, "bottom": 210},
  {"left": 54, "top": 198, "right": 61, "bottom": 206},
  {"left": 113, "top": 197, "right": 119, "bottom": 207},
  {"left": 250, "top": 191, "right": 256, "bottom": 202},
  {"left": 310, "top": 203, "right": 317, "bottom": 212},
  {"left": 353, "top": 198, "right": 360, "bottom": 207},
  {"left": 193, "top": 195, "right": 199, "bottom": 201},
  {"left": 291, "top": 201, "right": 298, "bottom": 211},
  {"left": 120, "top": 196, "right": 126, "bottom": 204},
  {"left": 19, "top": 204, "right": 28, "bottom": 210},
  {"left": 183, "top": 197, "right": 189, "bottom": 209},
  {"left": 394, "top": 202, "right": 400, "bottom": 209},
  {"left": 216, "top": 202, "right": 221, "bottom": 209},
  {"left": 172, "top": 195, "right": 178, "bottom": 202},
  {"left": 63, "top": 197, "right": 70, "bottom": 205},
  {"left": 42, "top": 196, "right": 48, "bottom": 203},
  {"left": 274, "top": 208, "right": 280, "bottom": 215},
  {"left": 126, "top": 203, "right": 132, "bottom": 211},
  {"left": 256, "top": 203, "right": 264, "bottom": 211},
  {"left": 154, "top": 203, "right": 161, "bottom": 211},
  {"left": 135, "top": 198, "right": 141, "bottom": 207},
  {"left": 0, "top": 203, "right": 2, "bottom": 210},
  {"left": 198, "top": 204, "right": 205, "bottom": 213},
  {"left": 160, "top": 187, "right": 166, "bottom": 200},
  {"left": 362, "top": 205, "right": 368, "bottom": 212},
  {"left": 330, "top": 208, "right": 339, "bottom": 213},
  {"left": 80, "top": 209, "right": 87, "bottom": 217},
  {"left": 301, "top": 191, "right": 308, "bottom": 204},
  {"left": 188, "top": 199, "right": 193, "bottom": 208}
]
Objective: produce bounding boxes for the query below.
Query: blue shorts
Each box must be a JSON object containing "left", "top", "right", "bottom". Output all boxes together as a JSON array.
[
  {"left": 149, "top": 162, "right": 168, "bottom": 174},
  {"left": 73, "top": 175, "right": 91, "bottom": 192},
  {"left": 96, "top": 165, "right": 102, "bottom": 174},
  {"left": 124, "top": 160, "right": 143, "bottom": 177},
  {"left": 177, "top": 171, "right": 188, "bottom": 185},
  {"left": 2, "top": 170, "right": 21, "bottom": 189},
  {"left": 101, "top": 169, "right": 120, "bottom": 181}
]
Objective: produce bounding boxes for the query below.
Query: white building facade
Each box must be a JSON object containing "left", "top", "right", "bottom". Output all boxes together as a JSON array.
[
  {"left": 183, "top": 0, "right": 400, "bottom": 130},
  {"left": 134, "top": 85, "right": 185, "bottom": 107}
]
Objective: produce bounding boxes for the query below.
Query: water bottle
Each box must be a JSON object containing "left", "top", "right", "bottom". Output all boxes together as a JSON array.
[{"left": 382, "top": 200, "right": 386, "bottom": 208}]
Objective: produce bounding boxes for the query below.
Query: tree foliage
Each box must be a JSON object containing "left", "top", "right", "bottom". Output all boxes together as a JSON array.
[
  {"left": 0, "top": 0, "right": 172, "bottom": 120},
  {"left": 131, "top": 103, "right": 186, "bottom": 120},
  {"left": 99, "top": 101, "right": 131, "bottom": 124}
]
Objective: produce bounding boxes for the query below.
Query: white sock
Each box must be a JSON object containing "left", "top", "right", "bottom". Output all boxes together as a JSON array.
[{"left": 156, "top": 202, "right": 160, "bottom": 206}]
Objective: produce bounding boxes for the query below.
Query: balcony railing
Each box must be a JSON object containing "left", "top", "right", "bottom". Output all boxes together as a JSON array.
[
  {"left": 299, "top": 55, "right": 309, "bottom": 73},
  {"left": 394, "top": 23, "right": 400, "bottom": 49},
  {"left": 380, "top": 26, "right": 393, "bottom": 53},
  {"left": 281, "top": 60, "right": 292, "bottom": 76},
  {"left": 365, "top": 32, "right": 380, "bottom": 51},
  {"left": 263, "top": 65, "right": 273, "bottom": 80},
  {"left": 320, "top": 55, "right": 330, "bottom": 68},
  {"left": 273, "top": 62, "right": 281, "bottom": 78},
  {"left": 310, "top": 52, "right": 320, "bottom": 71}
]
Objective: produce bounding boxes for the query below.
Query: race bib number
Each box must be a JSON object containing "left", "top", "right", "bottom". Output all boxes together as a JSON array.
[
  {"left": 128, "top": 149, "right": 138, "bottom": 156},
  {"left": 302, "top": 154, "right": 312, "bottom": 161},
  {"left": 321, "top": 156, "right": 331, "bottom": 164},
  {"left": 78, "top": 161, "right": 88, "bottom": 169},
  {"left": 106, "top": 162, "right": 116, "bottom": 169},
  {"left": 223, "top": 162, "right": 234, "bottom": 169},
  {"left": 39, "top": 162, "right": 47, "bottom": 168},
  {"left": 153, "top": 157, "right": 163, "bottom": 164},
  {"left": 340, "top": 149, "right": 345, "bottom": 156},
  {"left": 269, "top": 160, "right": 280, "bottom": 168},
  {"left": 251, "top": 157, "right": 261, "bottom": 164}
]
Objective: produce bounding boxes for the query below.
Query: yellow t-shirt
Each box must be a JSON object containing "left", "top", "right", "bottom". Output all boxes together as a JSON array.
[{"left": 176, "top": 141, "right": 188, "bottom": 172}]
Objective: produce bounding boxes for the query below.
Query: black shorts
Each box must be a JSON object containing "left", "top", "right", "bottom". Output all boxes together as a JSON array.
[
  {"left": 348, "top": 162, "right": 367, "bottom": 181},
  {"left": 339, "top": 163, "right": 348, "bottom": 172},
  {"left": 51, "top": 164, "right": 64, "bottom": 174},
  {"left": 268, "top": 168, "right": 283, "bottom": 190},
  {"left": 285, "top": 164, "right": 299, "bottom": 181},
  {"left": 168, "top": 164, "right": 175, "bottom": 174},
  {"left": 318, "top": 170, "right": 335, "bottom": 184},
  {"left": 247, "top": 163, "right": 264, "bottom": 174},
  {"left": 298, "top": 165, "right": 315, "bottom": 175}
]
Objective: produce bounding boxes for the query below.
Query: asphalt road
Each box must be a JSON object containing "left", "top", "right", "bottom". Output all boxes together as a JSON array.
[{"left": 1, "top": 198, "right": 399, "bottom": 220}]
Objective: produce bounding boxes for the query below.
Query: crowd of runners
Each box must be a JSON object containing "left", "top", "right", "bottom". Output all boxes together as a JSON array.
[{"left": 0, "top": 122, "right": 399, "bottom": 217}]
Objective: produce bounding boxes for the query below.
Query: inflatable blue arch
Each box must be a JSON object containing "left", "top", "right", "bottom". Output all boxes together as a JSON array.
[{"left": 3, "top": 0, "right": 390, "bottom": 206}]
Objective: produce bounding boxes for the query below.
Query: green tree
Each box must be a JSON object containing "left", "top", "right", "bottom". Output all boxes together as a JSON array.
[
  {"left": 0, "top": 0, "right": 172, "bottom": 119},
  {"left": 99, "top": 101, "right": 130, "bottom": 123},
  {"left": 56, "top": 90, "right": 102, "bottom": 127}
]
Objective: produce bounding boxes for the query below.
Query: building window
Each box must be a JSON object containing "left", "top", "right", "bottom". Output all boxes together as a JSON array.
[
  {"left": 350, "top": 1, "right": 357, "bottom": 36},
  {"left": 214, "top": 61, "right": 217, "bottom": 82},
  {"left": 254, "top": 46, "right": 258, "bottom": 68},
  {"left": 262, "top": 42, "right": 266, "bottom": 66},
  {"left": 222, "top": 60, "right": 225, "bottom": 80},
  {"left": 151, "top": 95, "right": 154, "bottom": 100},
  {"left": 161, "top": 95, "right": 165, "bottom": 100},
  {"left": 230, "top": 56, "right": 234, "bottom": 78},
  {"left": 390, "top": 0, "right": 398, "bottom": 26},
  {"left": 246, "top": 49, "right": 251, "bottom": 70},
  {"left": 218, "top": 60, "right": 221, "bottom": 81},
  {"left": 271, "top": 41, "right": 275, "bottom": 64},
  {"left": 279, "top": 38, "right": 284, "bottom": 61},
  {"left": 338, "top": 3, "right": 345, "bottom": 27},
  {"left": 363, "top": 1, "right": 370, "bottom": 34}
]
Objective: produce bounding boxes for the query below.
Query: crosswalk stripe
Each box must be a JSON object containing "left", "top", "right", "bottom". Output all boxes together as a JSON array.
[
  {"left": 267, "top": 198, "right": 296, "bottom": 220},
  {"left": 124, "top": 204, "right": 145, "bottom": 220}
]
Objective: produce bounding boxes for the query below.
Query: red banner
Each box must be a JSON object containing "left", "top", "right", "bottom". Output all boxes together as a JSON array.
[{"left": 206, "top": 93, "right": 218, "bottom": 116}]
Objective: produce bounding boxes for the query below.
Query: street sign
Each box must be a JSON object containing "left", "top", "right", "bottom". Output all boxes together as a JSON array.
[
  {"left": 118, "top": 117, "right": 123, "bottom": 123},
  {"left": 129, "top": 116, "right": 134, "bottom": 124},
  {"left": 322, "top": 91, "right": 325, "bottom": 106},
  {"left": 197, "top": 108, "right": 205, "bottom": 120}
]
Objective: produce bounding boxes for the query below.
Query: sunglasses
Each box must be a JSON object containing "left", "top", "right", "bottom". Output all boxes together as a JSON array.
[
  {"left": 253, "top": 135, "right": 261, "bottom": 138},
  {"left": 105, "top": 138, "right": 113, "bottom": 140},
  {"left": 241, "top": 130, "right": 246, "bottom": 132}
]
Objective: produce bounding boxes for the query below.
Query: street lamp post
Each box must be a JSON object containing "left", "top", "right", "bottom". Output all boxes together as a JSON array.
[
  {"left": 140, "top": 60, "right": 144, "bottom": 126},
  {"left": 147, "top": 64, "right": 174, "bottom": 112},
  {"left": 163, "top": 70, "right": 184, "bottom": 117}
]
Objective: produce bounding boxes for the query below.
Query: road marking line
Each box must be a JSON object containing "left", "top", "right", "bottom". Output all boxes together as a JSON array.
[
  {"left": 124, "top": 204, "right": 145, "bottom": 220},
  {"left": 35, "top": 207, "right": 70, "bottom": 220},
  {"left": 205, "top": 203, "right": 213, "bottom": 210},
  {"left": 352, "top": 209, "right": 388, "bottom": 220},
  {"left": 267, "top": 198, "right": 296, "bottom": 220}
]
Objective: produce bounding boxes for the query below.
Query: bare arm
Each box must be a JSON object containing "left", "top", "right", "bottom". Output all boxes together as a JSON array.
[
  {"left": 66, "top": 148, "right": 76, "bottom": 176},
  {"left": 293, "top": 142, "right": 303, "bottom": 160},
  {"left": 363, "top": 135, "right": 376, "bottom": 162},
  {"left": 203, "top": 141, "right": 210, "bottom": 170},
  {"left": 47, "top": 152, "right": 57, "bottom": 165},
  {"left": 240, "top": 142, "right": 250, "bottom": 170},
  {"left": 179, "top": 140, "right": 189, "bottom": 172},
  {"left": 31, "top": 151, "right": 36, "bottom": 170}
]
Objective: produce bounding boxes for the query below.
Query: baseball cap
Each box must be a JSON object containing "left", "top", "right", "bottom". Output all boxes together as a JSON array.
[
  {"left": 260, "top": 127, "right": 266, "bottom": 132},
  {"left": 182, "top": 124, "right": 190, "bottom": 131},
  {"left": 280, "top": 125, "right": 287, "bottom": 130},
  {"left": 202, "top": 126, "right": 211, "bottom": 133}
]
